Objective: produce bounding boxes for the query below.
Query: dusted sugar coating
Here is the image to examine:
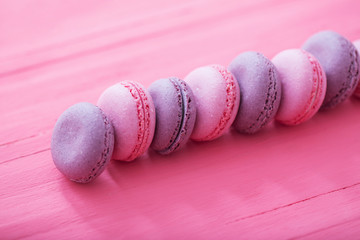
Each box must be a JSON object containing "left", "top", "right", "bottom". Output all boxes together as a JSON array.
[
  {"left": 97, "top": 81, "right": 155, "bottom": 161},
  {"left": 184, "top": 65, "right": 240, "bottom": 141},
  {"left": 353, "top": 40, "right": 360, "bottom": 97},
  {"left": 302, "top": 31, "right": 360, "bottom": 109},
  {"left": 148, "top": 77, "right": 196, "bottom": 154},
  {"left": 229, "top": 51, "right": 281, "bottom": 134},
  {"left": 272, "top": 49, "right": 327, "bottom": 125},
  {"left": 51, "top": 102, "right": 114, "bottom": 183}
]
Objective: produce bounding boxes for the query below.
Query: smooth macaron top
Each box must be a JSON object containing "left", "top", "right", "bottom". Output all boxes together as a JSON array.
[
  {"left": 229, "top": 51, "right": 281, "bottom": 134},
  {"left": 148, "top": 77, "right": 196, "bottom": 154},
  {"left": 184, "top": 65, "right": 240, "bottom": 141},
  {"left": 302, "top": 30, "right": 360, "bottom": 110},
  {"left": 97, "top": 81, "right": 155, "bottom": 161},
  {"left": 51, "top": 102, "right": 114, "bottom": 183},
  {"left": 272, "top": 49, "right": 326, "bottom": 125}
]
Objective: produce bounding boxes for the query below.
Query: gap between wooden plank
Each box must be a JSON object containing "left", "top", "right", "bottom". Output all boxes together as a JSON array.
[
  {"left": 226, "top": 181, "right": 360, "bottom": 223},
  {"left": 1, "top": 141, "right": 360, "bottom": 225},
  {"left": 1, "top": 148, "right": 50, "bottom": 165}
]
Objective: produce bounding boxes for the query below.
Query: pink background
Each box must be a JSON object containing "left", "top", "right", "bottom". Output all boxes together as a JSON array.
[{"left": 1, "top": 0, "right": 360, "bottom": 239}]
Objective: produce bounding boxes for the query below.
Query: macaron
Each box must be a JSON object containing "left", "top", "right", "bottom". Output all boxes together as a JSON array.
[
  {"left": 148, "top": 77, "right": 196, "bottom": 154},
  {"left": 302, "top": 30, "right": 360, "bottom": 109},
  {"left": 51, "top": 102, "right": 114, "bottom": 183},
  {"left": 228, "top": 51, "right": 281, "bottom": 134},
  {"left": 184, "top": 65, "right": 240, "bottom": 141},
  {"left": 97, "top": 81, "right": 156, "bottom": 161},
  {"left": 352, "top": 40, "right": 360, "bottom": 98},
  {"left": 272, "top": 49, "right": 327, "bottom": 125}
]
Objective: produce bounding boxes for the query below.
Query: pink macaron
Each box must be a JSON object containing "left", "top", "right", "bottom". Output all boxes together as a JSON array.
[
  {"left": 184, "top": 65, "right": 240, "bottom": 141},
  {"left": 97, "top": 81, "right": 156, "bottom": 161},
  {"left": 272, "top": 49, "right": 327, "bottom": 125}
]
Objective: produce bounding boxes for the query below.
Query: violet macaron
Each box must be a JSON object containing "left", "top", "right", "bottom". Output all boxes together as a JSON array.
[
  {"left": 148, "top": 77, "right": 196, "bottom": 154},
  {"left": 352, "top": 40, "right": 360, "bottom": 98},
  {"left": 184, "top": 65, "right": 240, "bottom": 141},
  {"left": 302, "top": 30, "right": 360, "bottom": 109},
  {"left": 228, "top": 51, "right": 281, "bottom": 134},
  {"left": 97, "top": 81, "right": 156, "bottom": 161},
  {"left": 272, "top": 49, "right": 327, "bottom": 125},
  {"left": 51, "top": 102, "right": 114, "bottom": 183}
]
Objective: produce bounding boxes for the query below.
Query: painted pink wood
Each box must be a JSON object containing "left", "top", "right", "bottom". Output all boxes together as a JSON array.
[{"left": 1, "top": 0, "right": 360, "bottom": 239}]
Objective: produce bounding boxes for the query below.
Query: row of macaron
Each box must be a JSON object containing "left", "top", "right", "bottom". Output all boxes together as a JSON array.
[{"left": 51, "top": 30, "right": 360, "bottom": 183}]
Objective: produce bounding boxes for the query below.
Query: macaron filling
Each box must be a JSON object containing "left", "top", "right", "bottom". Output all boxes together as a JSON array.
[
  {"left": 164, "top": 78, "right": 184, "bottom": 152},
  {"left": 123, "top": 81, "right": 152, "bottom": 161},
  {"left": 158, "top": 78, "right": 189, "bottom": 154},
  {"left": 149, "top": 77, "right": 196, "bottom": 154}
]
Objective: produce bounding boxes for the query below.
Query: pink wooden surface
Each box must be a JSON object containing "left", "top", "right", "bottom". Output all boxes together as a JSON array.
[{"left": 1, "top": 0, "right": 360, "bottom": 239}]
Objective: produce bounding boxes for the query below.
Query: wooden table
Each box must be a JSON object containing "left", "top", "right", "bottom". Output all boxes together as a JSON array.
[{"left": 1, "top": 0, "right": 360, "bottom": 239}]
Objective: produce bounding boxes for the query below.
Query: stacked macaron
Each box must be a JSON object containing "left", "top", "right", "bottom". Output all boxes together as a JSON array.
[{"left": 51, "top": 30, "right": 360, "bottom": 183}]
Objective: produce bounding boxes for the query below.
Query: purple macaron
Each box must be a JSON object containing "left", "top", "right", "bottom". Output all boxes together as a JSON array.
[
  {"left": 302, "top": 30, "right": 360, "bottom": 110},
  {"left": 51, "top": 102, "right": 114, "bottom": 183},
  {"left": 352, "top": 39, "right": 360, "bottom": 97},
  {"left": 148, "top": 77, "right": 196, "bottom": 154},
  {"left": 228, "top": 51, "right": 281, "bottom": 133}
]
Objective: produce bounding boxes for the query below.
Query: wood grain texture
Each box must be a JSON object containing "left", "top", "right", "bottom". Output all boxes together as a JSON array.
[{"left": 1, "top": 0, "right": 360, "bottom": 239}]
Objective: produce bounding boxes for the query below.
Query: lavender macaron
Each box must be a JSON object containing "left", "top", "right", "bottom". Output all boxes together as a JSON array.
[
  {"left": 302, "top": 30, "right": 360, "bottom": 110},
  {"left": 228, "top": 51, "right": 281, "bottom": 133},
  {"left": 148, "top": 77, "right": 196, "bottom": 154},
  {"left": 51, "top": 102, "right": 114, "bottom": 183}
]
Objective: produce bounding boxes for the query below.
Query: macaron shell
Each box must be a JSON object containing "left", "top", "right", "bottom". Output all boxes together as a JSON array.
[
  {"left": 352, "top": 40, "right": 360, "bottom": 97},
  {"left": 51, "top": 102, "right": 114, "bottom": 183},
  {"left": 148, "top": 77, "right": 196, "bottom": 154},
  {"left": 299, "top": 51, "right": 327, "bottom": 123},
  {"left": 229, "top": 51, "right": 281, "bottom": 134},
  {"left": 97, "top": 81, "right": 155, "bottom": 161},
  {"left": 302, "top": 31, "right": 360, "bottom": 110},
  {"left": 272, "top": 49, "right": 326, "bottom": 125},
  {"left": 184, "top": 65, "right": 240, "bottom": 141},
  {"left": 149, "top": 78, "right": 182, "bottom": 151}
]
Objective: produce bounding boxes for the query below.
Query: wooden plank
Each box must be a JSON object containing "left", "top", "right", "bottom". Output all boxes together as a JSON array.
[{"left": 1, "top": 0, "right": 360, "bottom": 239}]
